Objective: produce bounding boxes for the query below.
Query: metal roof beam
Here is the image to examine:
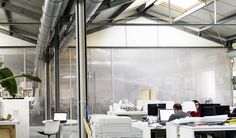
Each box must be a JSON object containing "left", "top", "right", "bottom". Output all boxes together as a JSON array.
[
  {"left": 226, "top": 34, "right": 236, "bottom": 42},
  {"left": 88, "top": 0, "right": 134, "bottom": 24},
  {"left": 3, "top": 10, "right": 12, "bottom": 35},
  {"left": 0, "top": 27, "right": 37, "bottom": 44},
  {"left": 0, "top": 1, "right": 41, "bottom": 20},
  {"left": 173, "top": 0, "right": 214, "bottom": 22},
  {"left": 108, "top": 0, "right": 134, "bottom": 23},
  {"left": 96, "top": 0, "right": 134, "bottom": 13},
  {"left": 199, "top": 13, "right": 236, "bottom": 31},
  {"left": 12, "top": 27, "right": 37, "bottom": 38},
  {"left": 136, "top": 0, "right": 157, "bottom": 15}
]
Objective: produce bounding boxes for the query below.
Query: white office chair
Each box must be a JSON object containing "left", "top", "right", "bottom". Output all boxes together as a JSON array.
[{"left": 38, "top": 120, "right": 60, "bottom": 138}]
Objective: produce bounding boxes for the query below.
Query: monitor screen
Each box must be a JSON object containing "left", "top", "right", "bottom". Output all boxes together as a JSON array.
[
  {"left": 182, "top": 101, "right": 197, "bottom": 112},
  {"left": 53, "top": 112, "right": 67, "bottom": 123},
  {"left": 215, "top": 105, "right": 230, "bottom": 116},
  {"left": 148, "top": 103, "right": 166, "bottom": 116},
  {"left": 159, "top": 109, "right": 174, "bottom": 121},
  {"left": 199, "top": 104, "right": 220, "bottom": 117}
]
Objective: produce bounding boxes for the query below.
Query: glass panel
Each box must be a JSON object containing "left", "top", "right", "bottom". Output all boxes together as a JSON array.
[{"left": 88, "top": 48, "right": 232, "bottom": 114}]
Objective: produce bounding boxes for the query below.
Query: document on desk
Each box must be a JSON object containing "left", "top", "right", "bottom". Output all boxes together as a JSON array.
[{"left": 149, "top": 123, "right": 162, "bottom": 128}]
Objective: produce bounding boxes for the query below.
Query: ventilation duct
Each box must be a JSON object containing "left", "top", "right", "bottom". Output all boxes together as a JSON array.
[
  {"left": 35, "top": 0, "right": 63, "bottom": 67},
  {"left": 60, "top": 0, "right": 104, "bottom": 49}
]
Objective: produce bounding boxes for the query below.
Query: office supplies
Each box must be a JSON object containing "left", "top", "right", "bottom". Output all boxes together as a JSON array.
[{"left": 90, "top": 115, "right": 142, "bottom": 138}]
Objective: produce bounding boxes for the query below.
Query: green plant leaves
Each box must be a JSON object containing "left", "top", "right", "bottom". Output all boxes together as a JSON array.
[
  {"left": 20, "top": 74, "right": 41, "bottom": 82},
  {"left": 0, "top": 68, "right": 41, "bottom": 98},
  {"left": 0, "top": 62, "right": 3, "bottom": 68},
  {"left": 0, "top": 68, "right": 17, "bottom": 98}
]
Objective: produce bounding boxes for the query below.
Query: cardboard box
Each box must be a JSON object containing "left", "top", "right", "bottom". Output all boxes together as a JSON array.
[{"left": 138, "top": 89, "right": 156, "bottom": 100}]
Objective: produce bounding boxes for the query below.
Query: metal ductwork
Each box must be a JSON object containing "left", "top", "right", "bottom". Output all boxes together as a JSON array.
[
  {"left": 60, "top": 0, "right": 104, "bottom": 49},
  {"left": 35, "top": 0, "right": 63, "bottom": 67}
]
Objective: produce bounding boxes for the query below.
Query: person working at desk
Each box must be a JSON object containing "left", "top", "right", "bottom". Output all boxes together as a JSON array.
[
  {"left": 189, "top": 100, "right": 200, "bottom": 117},
  {"left": 168, "top": 103, "right": 190, "bottom": 122}
]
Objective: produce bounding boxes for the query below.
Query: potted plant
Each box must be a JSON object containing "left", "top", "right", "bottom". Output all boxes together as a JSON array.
[{"left": 0, "top": 61, "right": 41, "bottom": 98}]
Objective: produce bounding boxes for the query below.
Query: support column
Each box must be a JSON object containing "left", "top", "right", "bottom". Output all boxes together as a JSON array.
[
  {"left": 75, "top": 0, "right": 87, "bottom": 138},
  {"left": 45, "top": 47, "right": 51, "bottom": 120},
  {"left": 54, "top": 24, "right": 60, "bottom": 138},
  {"left": 54, "top": 24, "right": 60, "bottom": 112}
]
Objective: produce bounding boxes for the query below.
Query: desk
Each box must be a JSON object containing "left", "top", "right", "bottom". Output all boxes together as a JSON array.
[
  {"left": 0, "top": 120, "right": 19, "bottom": 138},
  {"left": 132, "top": 121, "right": 166, "bottom": 138},
  {"left": 179, "top": 124, "right": 236, "bottom": 138},
  {"left": 42, "top": 119, "right": 77, "bottom": 138},
  {"left": 108, "top": 111, "right": 147, "bottom": 120}
]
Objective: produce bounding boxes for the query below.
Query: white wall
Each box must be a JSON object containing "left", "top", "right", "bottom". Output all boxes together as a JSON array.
[
  {"left": 0, "top": 32, "right": 35, "bottom": 47},
  {"left": 87, "top": 17, "right": 223, "bottom": 47}
]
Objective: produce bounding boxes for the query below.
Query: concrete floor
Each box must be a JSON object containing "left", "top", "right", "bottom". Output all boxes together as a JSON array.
[{"left": 30, "top": 125, "right": 78, "bottom": 138}]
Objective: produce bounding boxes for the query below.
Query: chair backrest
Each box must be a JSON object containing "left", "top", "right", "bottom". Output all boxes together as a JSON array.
[{"left": 44, "top": 121, "right": 60, "bottom": 135}]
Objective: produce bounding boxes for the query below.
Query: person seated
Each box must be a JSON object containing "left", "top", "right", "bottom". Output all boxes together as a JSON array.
[
  {"left": 168, "top": 103, "right": 190, "bottom": 122},
  {"left": 189, "top": 100, "right": 200, "bottom": 117}
]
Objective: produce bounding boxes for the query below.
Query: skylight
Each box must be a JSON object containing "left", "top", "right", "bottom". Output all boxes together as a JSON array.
[{"left": 156, "top": 0, "right": 201, "bottom": 10}]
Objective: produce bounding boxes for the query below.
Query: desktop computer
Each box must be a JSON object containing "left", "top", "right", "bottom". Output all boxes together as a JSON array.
[
  {"left": 199, "top": 104, "right": 220, "bottom": 117},
  {"left": 159, "top": 109, "right": 174, "bottom": 122},
  {"left": 215, "top": 105, "right": 230, "bottom": 116},
  {"left": 147, "top": 103, "right": 166, "bottom": 116}
]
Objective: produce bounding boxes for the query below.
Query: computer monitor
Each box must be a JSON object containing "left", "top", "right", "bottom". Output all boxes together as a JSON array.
[
  {"left": 53, "top": 112, "right": 67, "bottom": 123},
  {"left": 147, "top": 103, "right": 166, "bottom": 116},
  {"left": 159, "top": 109, "right": 174, "bottom": 122},
  {"left": 199, "top": 104, "right": 220, "bottom": 117},
  {"left": 215, "top": 105, "right": 230, "bottom": 116},
  {"left": 182, "top": 101, "right": 197, "bottom": 112}
]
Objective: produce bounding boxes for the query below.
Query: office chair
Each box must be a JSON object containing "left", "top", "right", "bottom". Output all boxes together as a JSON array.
[{"left": 38, "top": 120, "right": 60, "bottom": 138}]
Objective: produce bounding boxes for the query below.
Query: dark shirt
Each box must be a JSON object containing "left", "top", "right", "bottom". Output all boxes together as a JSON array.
[{"left": 168, "top": 111, "right": 190, "bottom": 122}]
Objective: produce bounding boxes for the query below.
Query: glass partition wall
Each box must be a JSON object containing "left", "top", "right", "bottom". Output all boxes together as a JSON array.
[
  {"left": 0, "top": 48, "right": 45, "bottom": 126},
  {"left": 87, "top": 48, "right": 232, "bottom": 114},
  {"left": 49, "top": 48, "right": 78, "bottom": 120},
  {"left": 0, "top": 47, "right": 232, "bottom": 126}
]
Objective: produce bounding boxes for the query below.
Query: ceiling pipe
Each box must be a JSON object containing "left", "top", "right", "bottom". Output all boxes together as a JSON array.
[
  {"left": 34, "top": 0, "right": 63, "bottom": 67},
  {"left": 60, "top": 0, "right": 104, "bottom": 49}
]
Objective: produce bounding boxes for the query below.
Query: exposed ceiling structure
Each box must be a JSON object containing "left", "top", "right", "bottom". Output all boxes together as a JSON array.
[{"left": 0, "top": 0, "right": 235, "bottom": 50}]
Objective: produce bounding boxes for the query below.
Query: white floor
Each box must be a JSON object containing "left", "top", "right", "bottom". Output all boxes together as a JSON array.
[{"left": 30, "top": 126, "right": 78, "bottom": 138}]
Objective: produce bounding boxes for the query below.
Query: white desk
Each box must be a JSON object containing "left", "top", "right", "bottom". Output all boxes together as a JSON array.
[
  {"left": 166, "top": 122, "right": 179, "bottom": 138},
  {"left": 43, "top": 119, "right": 77, "bottom": 138},
  {"left": 0, "top": 119, "right": 19, "bottom": 125},
  {"left": 132, "top": 121, "right": 166, "bottom": 138},
  {"left": 179, "top": 124, "right": 236, "bottom": 138}
]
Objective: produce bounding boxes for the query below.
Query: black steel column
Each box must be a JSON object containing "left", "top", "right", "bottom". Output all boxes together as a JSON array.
[
  {"left": 54, "top": 23, "right": 60, "bottom": 138},
  {"left": 76, "top": 0, "right": 87, "bottom": 138},
  {"left": 54, "top": 24, "right": 60, "bottom": 112},
  {"left": 45, "top": 47, "right": 51, "bottom": 120}
]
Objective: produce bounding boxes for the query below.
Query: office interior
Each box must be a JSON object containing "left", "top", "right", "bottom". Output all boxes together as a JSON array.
[{"left": 0, "top": 0, "right": 236, "bottom": 138}]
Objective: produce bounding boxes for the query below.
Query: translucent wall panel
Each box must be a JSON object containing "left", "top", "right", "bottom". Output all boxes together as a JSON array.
[
  {"left": 88, "top": 48, "right": 232, "bottom": 114},
  {"left": 88, "top": 49, "right": 113, "bottom": 114},
  {"left": 49, "top": 48, "right": 78, "bottom": 120},
  {"left": 59, "top": 48, "right": 77, "bottom": 119},
  {"left": 0, "top": 48, "right": 44, "bottom": 126}
]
